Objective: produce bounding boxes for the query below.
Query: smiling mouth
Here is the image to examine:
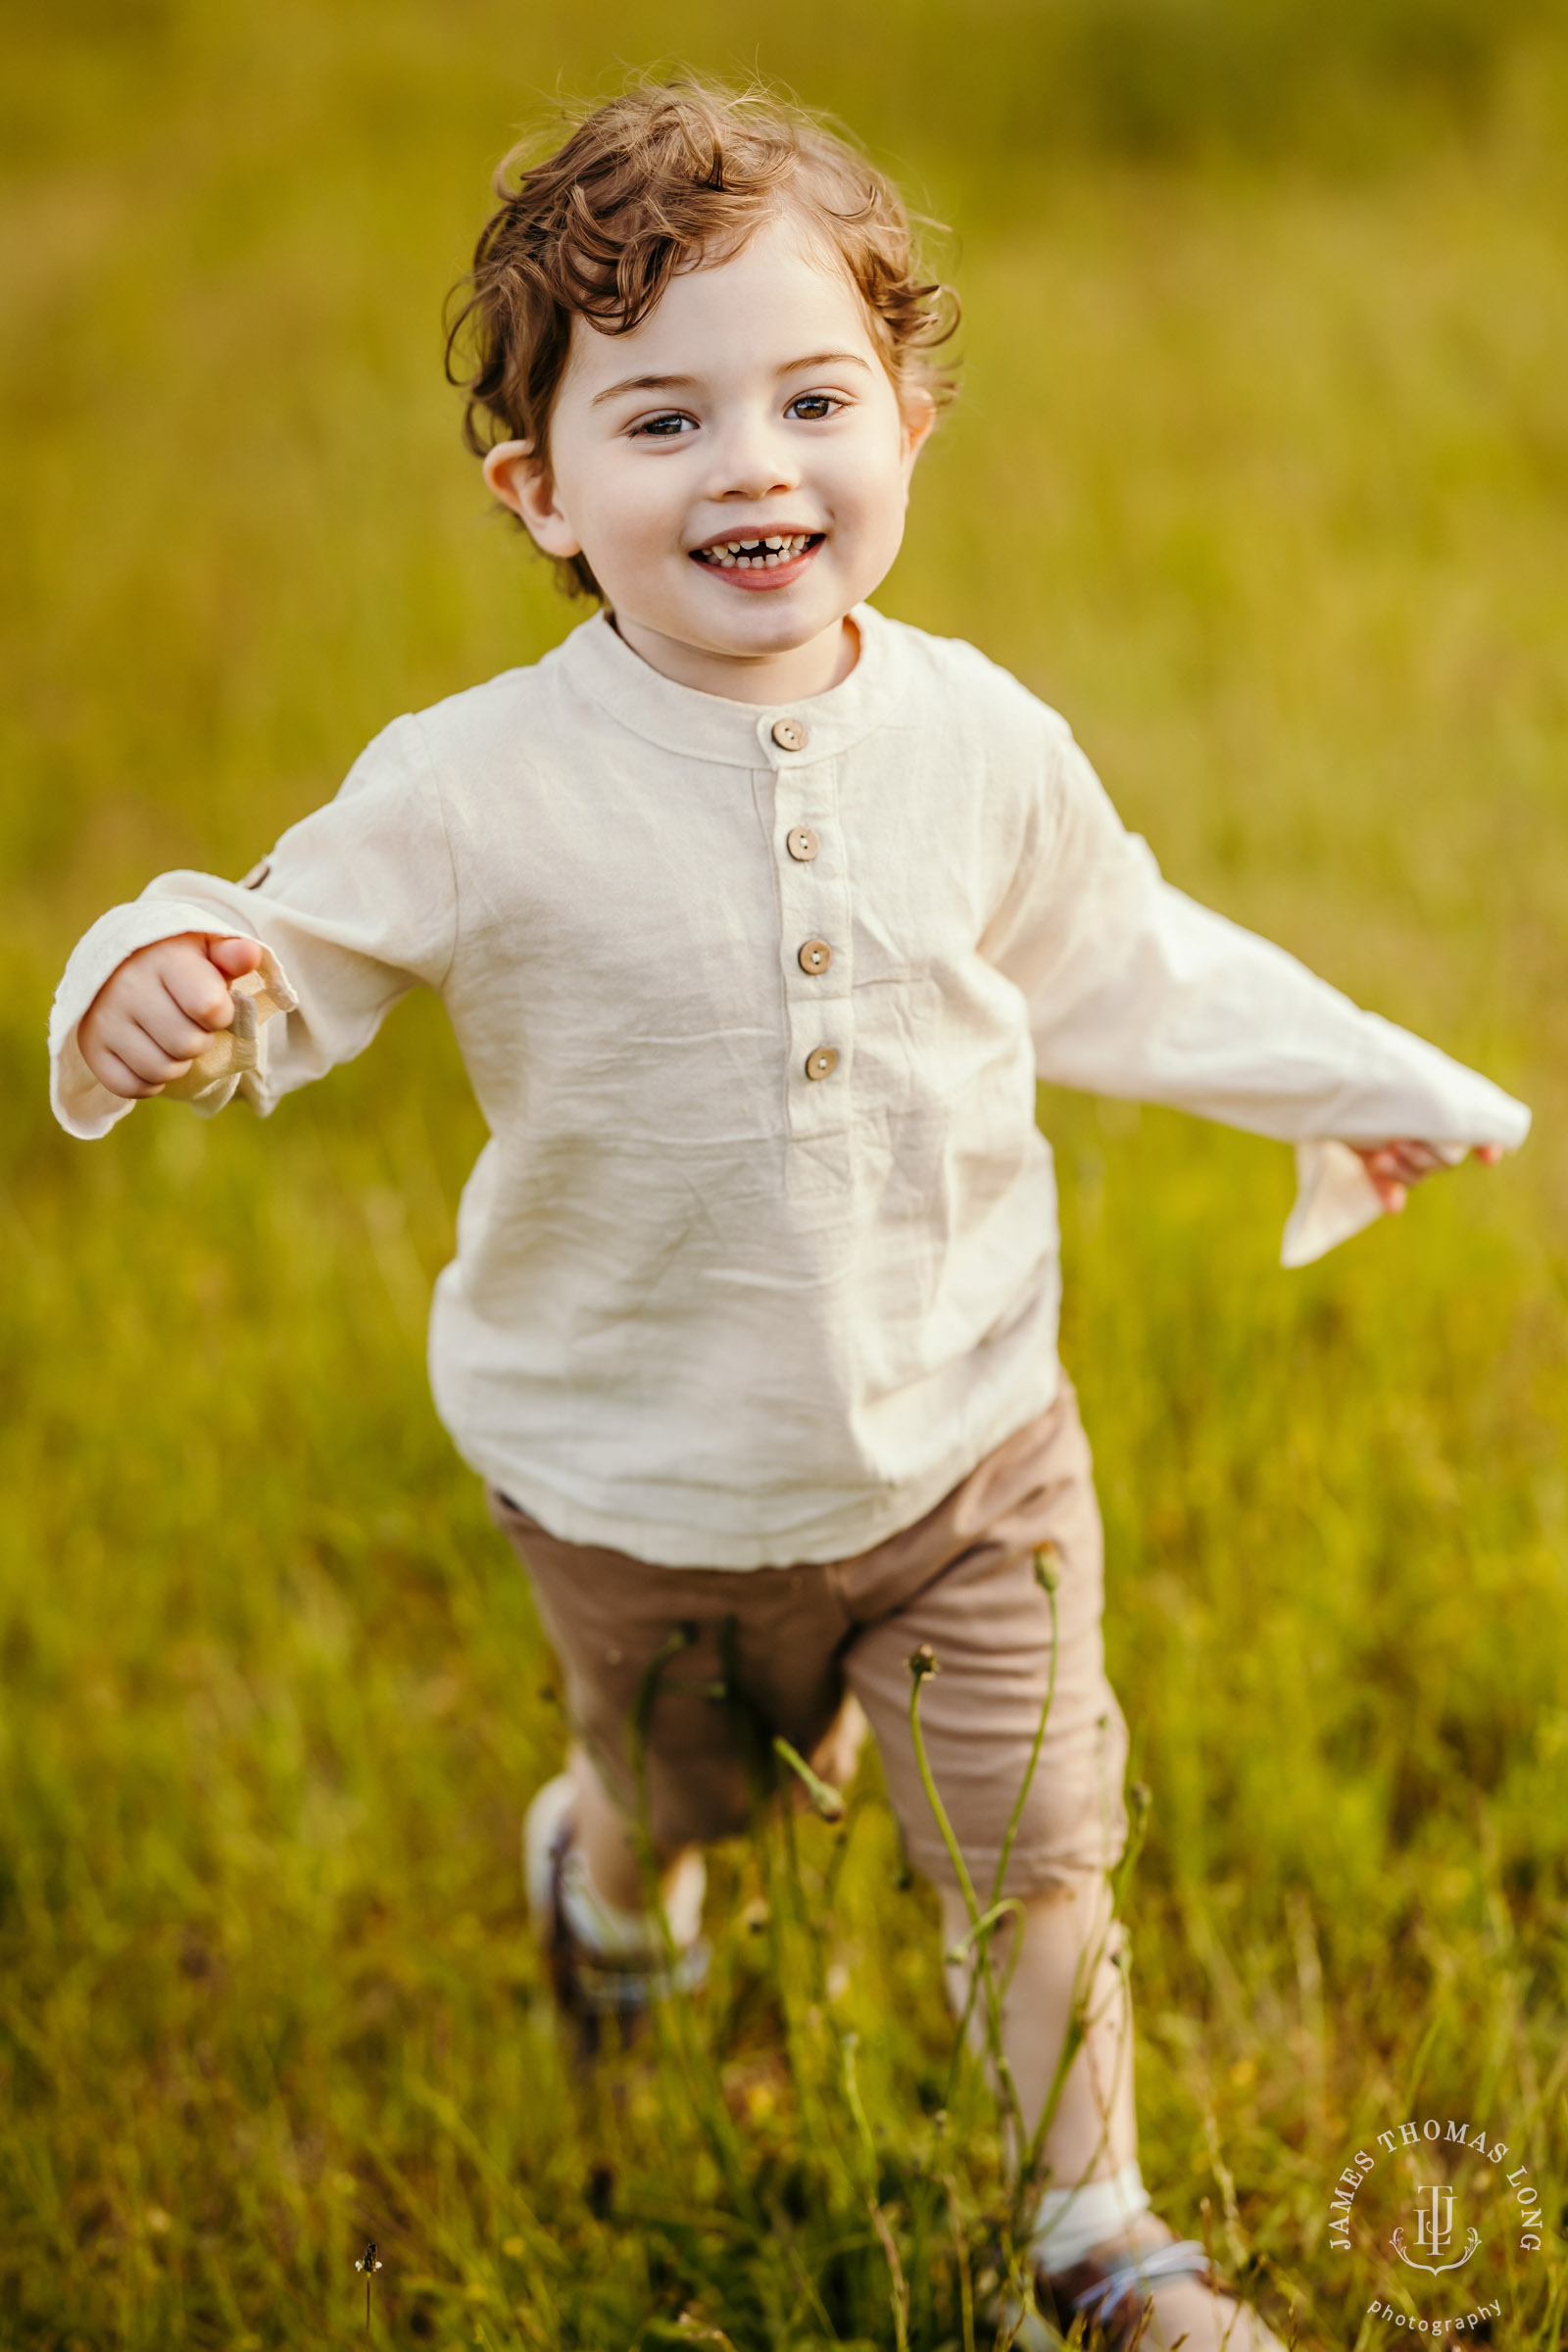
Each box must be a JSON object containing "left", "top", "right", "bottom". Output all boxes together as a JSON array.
[{"left": 691, "top": 532, "right": 822, "bottom": 572}]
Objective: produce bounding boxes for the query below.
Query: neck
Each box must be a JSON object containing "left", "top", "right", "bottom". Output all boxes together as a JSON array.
[{"left": 608, "top": 612, "right": 859, "bottom": 704}]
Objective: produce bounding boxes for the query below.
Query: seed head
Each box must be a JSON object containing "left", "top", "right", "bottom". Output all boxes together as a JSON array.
[{"left": 908, "top": 1642, "right": 939, "bottom": 1682}]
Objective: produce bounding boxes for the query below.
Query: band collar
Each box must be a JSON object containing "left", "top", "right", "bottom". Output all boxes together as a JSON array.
[{"left": 555, "top": 602, "right": 898, "bottom": 768}]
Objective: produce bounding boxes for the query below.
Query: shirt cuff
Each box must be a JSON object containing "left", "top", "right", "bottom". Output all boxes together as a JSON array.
[
  {"left": 49, "top": 902, "right": 297, "bottom": 1140},
  {"left": 1282, "top": 1124, "right": 1525, "bottom": 1270}
]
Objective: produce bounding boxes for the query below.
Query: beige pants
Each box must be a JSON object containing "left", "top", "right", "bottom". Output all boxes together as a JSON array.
[{"left": 488, "top": 1379, "right": 1130, "bottom": 1897}]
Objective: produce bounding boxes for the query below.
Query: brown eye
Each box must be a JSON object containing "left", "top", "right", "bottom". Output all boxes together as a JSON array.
[{"left": 787, "top": 394, "right": 838, "bottom": 421}]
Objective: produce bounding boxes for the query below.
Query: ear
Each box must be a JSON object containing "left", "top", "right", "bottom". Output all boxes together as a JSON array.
[
  {"left": 482, "top": 438, "right": 582, "bottom": 560},
  {"left": 900, "top": 387, "right": 939, "bottom": 473}
]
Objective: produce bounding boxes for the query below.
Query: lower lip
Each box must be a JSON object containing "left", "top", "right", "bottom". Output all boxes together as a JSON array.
[{"left": 690, "top": 539, "right": 822, "bottom": 591}]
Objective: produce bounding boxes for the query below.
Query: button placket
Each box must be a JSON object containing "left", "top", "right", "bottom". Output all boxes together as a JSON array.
[{"left": 770, "top": 748, "right": 852, "bottom": 1137}]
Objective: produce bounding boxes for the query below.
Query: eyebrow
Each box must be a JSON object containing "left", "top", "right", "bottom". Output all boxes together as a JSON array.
[{"left": 589, "top": 352, "right": 874, "bottom": 408}]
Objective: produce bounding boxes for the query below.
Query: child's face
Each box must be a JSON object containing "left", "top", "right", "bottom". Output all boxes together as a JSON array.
[{"left": 486, "top": 214, "right": 935, "bottom": 699}]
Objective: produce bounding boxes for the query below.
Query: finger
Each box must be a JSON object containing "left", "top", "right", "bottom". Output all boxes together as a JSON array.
[
  {"left": 1380, "top": 1145, "right": 1437, "bottom": 1187},
  {"left": 140, "top": 996, "right": 215, "bottom": 1062},
  {"left": 207, "top": 934, "right": 265, "bottom": 980},
  {"left": 93, "top": 1045, "right": 166, "bottom": 1101},
  {"left": 162, "top": 957, "right": 238, "bottom": 1031},
  {"left": 1474, "top": 1143, "right": 1502, "bottom": 1166},
  {"left": 115, "top": 1020, "right": 194, "bottom": 1086},
  {"left": 1362, "top": 1141, "right": 1441, "bottom": 1187},
  {"left": 1358, "top": 1154, "right": 1405, "bottom": 1210},
  {"left": 114, "top": 952, "right": 227, "bottom": 1035}
]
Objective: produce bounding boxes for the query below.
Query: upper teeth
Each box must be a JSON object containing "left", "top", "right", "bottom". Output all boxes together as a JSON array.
[{"left": 700, "top": 534, "right": 814, "bottom": 569}]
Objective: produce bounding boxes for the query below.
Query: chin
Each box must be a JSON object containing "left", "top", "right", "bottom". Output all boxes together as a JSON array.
[{"left": 706, "top": 601, "right": 842, "bottom": 655}]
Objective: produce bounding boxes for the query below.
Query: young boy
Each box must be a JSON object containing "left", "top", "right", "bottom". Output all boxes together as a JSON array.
[{"left": 51, "top": 81, "right": 1527, "bottom": 2352}]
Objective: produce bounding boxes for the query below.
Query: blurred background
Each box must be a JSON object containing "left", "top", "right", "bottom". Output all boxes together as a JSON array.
[{"left": 2, "top": 2, "right": 1565, "bottom": 2345}]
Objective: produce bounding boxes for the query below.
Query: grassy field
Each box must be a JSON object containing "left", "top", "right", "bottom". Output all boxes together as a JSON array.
[{"left": 2, "top": 2, "right": 1566, "bottom": 2344}]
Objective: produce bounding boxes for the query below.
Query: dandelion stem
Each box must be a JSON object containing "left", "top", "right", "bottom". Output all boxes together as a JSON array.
[
  {"left": 906, "top": 1647, "right": 1027, "bottom": 2158},
  {"left": 1015, "top": 1780, "right": 1152, "bottom": 2213},
  {"left": 991, "top": 1549, "right": 1060, "bottom": 1910},
  {"left": 943, "top": 2174, "right": 976, "bottom": 2352},
  {"left": 841, "top": 2033, "right": 909, "bottom": 2352},
  {"left": 772, "top": 1733, "right": 847, "bottom": 1821}
]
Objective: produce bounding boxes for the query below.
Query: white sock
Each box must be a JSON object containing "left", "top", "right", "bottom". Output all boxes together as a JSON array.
[
  {"left": 1028, "top": 2159, "right": 1152, "bottom": 2273},
  {"left": 558, "top": 1845, "right": 707, "bottom": 1960}
]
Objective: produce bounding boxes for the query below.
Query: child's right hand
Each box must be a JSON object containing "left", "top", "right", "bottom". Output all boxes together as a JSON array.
[{"left": 77, "top": 933, "right": 267, "bottom": 1100}]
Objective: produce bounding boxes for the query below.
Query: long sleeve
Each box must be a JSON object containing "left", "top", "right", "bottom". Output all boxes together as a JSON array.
[
  {"left": 49, "top": 715, "right": 458, "bottom": 1141},
  {"left": 35, "top": 608, "right": 1544, "bottom": 1566},
  {"left": 985, "top": 719, "right": 1531, "bottom": 1265}
]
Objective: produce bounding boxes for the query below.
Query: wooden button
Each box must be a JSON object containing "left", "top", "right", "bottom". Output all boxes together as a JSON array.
[
  {"left": 786, "top": 826, "right": 819, "bottom": 862},
  {"left": 771, "top": 717, "right": 808, "bottom": 752},
  {"left": 805, "top": 1047, "right": 839, "bottom": 1082},
  {"left": 798, "top": 939, "right": 832, "bottom": 975}
]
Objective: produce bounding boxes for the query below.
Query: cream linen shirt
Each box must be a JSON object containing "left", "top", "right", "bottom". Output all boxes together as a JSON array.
[{"left": 50, "top": 606, "right": 1531, "bottom": 1568}]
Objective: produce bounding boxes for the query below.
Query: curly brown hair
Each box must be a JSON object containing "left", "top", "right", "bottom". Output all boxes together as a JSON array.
[{"left": 446, "top": 77, "right": 958, "bottom": 599}]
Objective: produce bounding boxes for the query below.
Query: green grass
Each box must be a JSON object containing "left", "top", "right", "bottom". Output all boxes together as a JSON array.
[{"left": 2, "top": 3, "right": 1566, "bottom": 2344}]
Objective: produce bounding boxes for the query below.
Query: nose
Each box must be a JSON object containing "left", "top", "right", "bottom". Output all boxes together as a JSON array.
[{"left": 706, "top": 408, "right": 801, "bottom": 504}]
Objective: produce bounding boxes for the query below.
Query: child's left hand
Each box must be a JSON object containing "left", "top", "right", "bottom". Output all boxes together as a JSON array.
[{"left": 1352, "top": 1140, "right": 1502, "bottom": 1214}]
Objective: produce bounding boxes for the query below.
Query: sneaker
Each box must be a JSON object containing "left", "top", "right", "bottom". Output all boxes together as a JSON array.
[
  {"left": 1037, "top": 2212, "right": 1293, "bottom": 2349},
  {"left": 523, "top": 1775, "right": 709, "bottom": 2047}
]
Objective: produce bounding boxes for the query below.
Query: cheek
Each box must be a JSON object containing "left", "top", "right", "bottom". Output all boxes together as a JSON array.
[
  {"left": 837, "top": 416, "right": 911, "bottom": 513},
  {"left": 841, "top": 443, "right": 911, "bottom": 546},
  {"left": 592, "top": 469, "right": 687, "bottom": 564}
]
